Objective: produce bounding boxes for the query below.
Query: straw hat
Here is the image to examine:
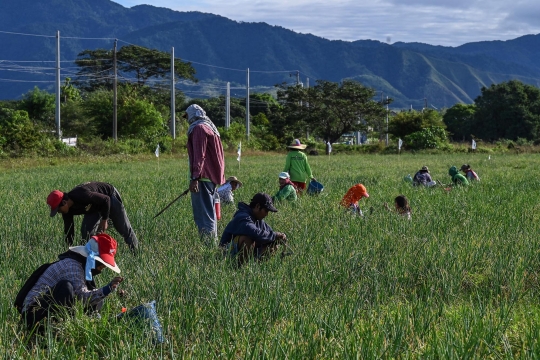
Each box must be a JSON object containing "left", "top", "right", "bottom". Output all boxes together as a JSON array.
[
  {"left": 226, "top": 176, "right": 243, "bottom": 187},
  {"left": 287, "top": 139, "right": 307, "bottom": 150},
  {"left": 69, "top": 234, "right": 120, "bottom": 273}
]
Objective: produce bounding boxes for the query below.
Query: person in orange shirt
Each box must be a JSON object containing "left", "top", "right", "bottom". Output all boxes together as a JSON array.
[{"left": 341, "top": 184, "right": 370, "bottom": 216}]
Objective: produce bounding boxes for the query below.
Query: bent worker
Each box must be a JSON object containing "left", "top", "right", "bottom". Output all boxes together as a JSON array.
[
  {"left": 460, "top": 164, "right": 480, "bottom": 181},
  {"left": 273, "top": 172, "right": 297, "bottom": 202},
  {"left": 413, "top": 166, "right": 436, "bottom": 187},
  {"left": 47, "top": 182, "right": 138, "bottom": 250},
  {"left": 341, "top": 184, "right": 370, "bottom": 216},
  {"left": 449, "top": 166, "right": 470, "bottom": 186},
  {"left": 219, "top": 193, "right": 287, "bottom": 266},
  {"left": 217, "top": 176, "right": 243, "bottom": 205},
  {"left": 15, "top": 234, "right": 123, "bottom": 331}
]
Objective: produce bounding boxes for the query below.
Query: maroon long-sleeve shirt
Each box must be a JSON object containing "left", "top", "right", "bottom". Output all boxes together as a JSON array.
[{"left": 187, "top": 124, "right": 225, "bottom": 186}]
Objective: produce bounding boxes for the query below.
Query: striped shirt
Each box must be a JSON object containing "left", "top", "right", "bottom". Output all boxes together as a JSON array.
[
  {"left": 187, "top": 124, "right": 225, "bottom": 186},
  {"left": 23, "top": 258, "right": 108, "bottom": 311}
]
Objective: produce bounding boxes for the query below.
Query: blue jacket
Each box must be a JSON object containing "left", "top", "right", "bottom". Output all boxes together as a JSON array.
[{"left": 219, "top": 202, "right": 277, "bottom": 247}]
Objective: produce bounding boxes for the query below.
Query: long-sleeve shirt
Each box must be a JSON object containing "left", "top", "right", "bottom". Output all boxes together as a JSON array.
[
  {"left": 219, "top": 202, "right": 277, "bottom": 247},
  {"left": 283, "top": 150, "right": 312, "bottom": 183},
  {"left": 217, "top": 183, "right": 234, "bottom": 204},
  {"left": 62, "top": 182, "right": 116, "bottom": 244},
  {"left": 187, "top": 124, "right": 225, "bottom": 186},
  {"left": 23, "top": 258, "right": 109, "bottom": 311},
  {"left": 273, "top": 184, "right": 297, "bottom": 202}
]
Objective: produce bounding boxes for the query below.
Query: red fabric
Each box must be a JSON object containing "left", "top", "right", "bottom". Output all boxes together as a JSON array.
[
  {"left": 187, "top": 124, "right": 225, "bottom": 186},
  {"left": 341, "top": 184, "right": 368, "bottom": 207},
  {"left": 292, "top": 181, "right": 306, "bottom": 190}
]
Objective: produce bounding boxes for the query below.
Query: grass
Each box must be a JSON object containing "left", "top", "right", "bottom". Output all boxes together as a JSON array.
[{"left": 2, "top": 152, "right": 540, "bottom": 358}]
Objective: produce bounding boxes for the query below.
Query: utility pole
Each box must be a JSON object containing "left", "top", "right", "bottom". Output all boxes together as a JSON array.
[
  {"left": 55, "top": 31, "right": 61, "bottom": 139},
  {"left": 170, "top": 47, "right": 175, "bottom": 139},
  {"left": 385, "top": 96, "right": 389, "bottom": 146},
  {"left": 246, "top": 68, "right": 250, "bottom": 139},
  {"left": 226, "top": 82, "right": 230, "bottom": 129},
  {"left": 113, "top": 39, "right": 118, "bottom": 141}
]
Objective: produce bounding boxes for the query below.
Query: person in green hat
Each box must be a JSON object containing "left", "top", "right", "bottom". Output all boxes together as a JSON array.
[{"left": 448, "top": 166, "right": 469, "bottom": 186}]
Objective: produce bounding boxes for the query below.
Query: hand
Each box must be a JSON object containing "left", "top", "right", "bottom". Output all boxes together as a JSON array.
[
  {"left": 117, "top": 289, "right": 127, "bottom": 298},
  {"left": 275, "top": 232, "right": 287, "bottom": 244},
  {"left": 189, "top": 179, "right": 199, "bottom": 193},
  {"left": 383, "top": 202, "right": 390, "bottom": 210},
  {"left": 311, "top": 177, "right": 316, "bottom": 181},
  {"left": 98, "top": 219, "right": 108, "bottom": 233},
  {"left": 110, "top": 276, "right": 124, "bottom": 291}
]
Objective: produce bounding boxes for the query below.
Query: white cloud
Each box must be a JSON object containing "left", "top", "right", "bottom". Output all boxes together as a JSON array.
[{"left": 112, "top": 0, "right": 540, "bottom": 46}]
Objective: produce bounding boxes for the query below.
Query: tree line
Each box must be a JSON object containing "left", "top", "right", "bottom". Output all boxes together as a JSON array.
[{"left": 1, "top": 45, "right": 539, "bottom": 157}]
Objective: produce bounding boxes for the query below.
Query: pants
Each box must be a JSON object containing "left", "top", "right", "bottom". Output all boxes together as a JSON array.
[
  {"left": 81, "top": 188, "right": 138, "bottom": 249},
  {"left": 292, "top": 181, "right": 306, "bottom": 194},
  {"left": 231, "top": 235, "right": 279, "bottom": 266},
  {"left": 190, "top": 181, "right": 217, "bottom": 246}
]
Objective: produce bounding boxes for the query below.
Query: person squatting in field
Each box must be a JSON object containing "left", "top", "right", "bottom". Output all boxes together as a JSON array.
[
  {"left": 217, "top": 176, "right": 243, "bottom": 205},
  {"left": 283, "top": 139, "right": 315, "bottom": 194},
  {"left": 413, "top": 166, "right": 437, "bottom": 187},
  {"left": 273, "top": 172, "right": 297, "bottom": 202},
  {"left": 385, "top": 195, "right": 412, "bottom": 220},
  {"left": 15, "top": 234, "right": 123, "bottom": 332},
  {"left": 341, "top": 184, "right": 370, "bottom": 216},
  {"left": 448, "top": 166, "right": 470, "bottom": 186},
  {"left": 47, "top": 182, "right": 138, "bottom": 251},
  {"left": 460, "top": 164, "right": 480, "bottom": 181},
  {"left": 219, "top": 193, "right": 287, "bottom": 266},
  {"left": 185, "top": 104, "right": 225, "bottom": 246}
]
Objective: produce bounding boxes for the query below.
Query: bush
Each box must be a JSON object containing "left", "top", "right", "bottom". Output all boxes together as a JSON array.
[{"left": 404, "top": 126, "right": 448, "bottom": 150}]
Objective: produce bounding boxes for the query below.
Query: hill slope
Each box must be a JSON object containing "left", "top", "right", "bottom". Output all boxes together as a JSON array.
[{"left": 0, "top": 0, "right": 539, "bottom": 108}]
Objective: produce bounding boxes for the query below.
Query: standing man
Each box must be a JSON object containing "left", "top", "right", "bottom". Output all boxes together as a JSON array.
[
  {"left": 185, "top": 104, "right": 225, "bottom": 246},
  {"left": 46, "top": 182, "right": 138, "bottom": 251}
]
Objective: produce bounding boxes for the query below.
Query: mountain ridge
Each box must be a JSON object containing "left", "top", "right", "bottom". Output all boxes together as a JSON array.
[{"left": 1, "top": 0, "right": 539, "bottom": 108}]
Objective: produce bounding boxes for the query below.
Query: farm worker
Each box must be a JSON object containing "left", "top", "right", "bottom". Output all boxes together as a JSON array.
[
  {"left": 384, "top": 195, "right": 412, "bottom": 220},
  {"left": 413, "top": 166, "right": 437, "bottom": 187},
  {"left": 15, "top": 234, "right": 123, "bottom": 332},
  {"left": 283, "top": 139, "right": 315, "bottom": 193},
  {"left": 273, "top": 172, "right": 297, "bottom": 202},
  {"left": 46, "top": 182, "right": 138, "bottom": 250},
  {"left": 460, "top": 164, "right": 480, "bottom": 181},
  {"left": 185, "top": 104, "right": 225, "bottom": 246},
  {"left": 219, "top": 193, "right": 287, "bottom": 266},
  {"left": 341, "top": 184, "right": 370, "bottom": 216},
  {"left": 448, "top": 166, "right": 470, "bottom": 186},
  {"left": 217, "top": 176, "right": 243, "bottom": 205}
]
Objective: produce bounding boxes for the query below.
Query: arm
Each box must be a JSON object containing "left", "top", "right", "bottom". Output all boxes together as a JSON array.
[
  {"left": 63, "top": 214, "right": 75, "bottom": 245},
  {"left": 283, "top": 152, "right": 291, "bottom": 172},
  {"left": 304, "top": 153, "right": 313, "bottom": 179},
  {"left": 236, "top": 216, "right": 276, "bottom": 245},
  {"left": 273, "top": 188, "right": 287, "bottom": 202},
  {"left": 67, "top": 262, "right": 111, "bottom": 306}
]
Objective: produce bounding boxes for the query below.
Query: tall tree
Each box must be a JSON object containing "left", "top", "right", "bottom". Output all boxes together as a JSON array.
[
  {"left": 275, "top": 80, "right": 385, "bottom": 143},
  {"left": 443, "top": 103, "right": 476, "bottom": 141},
  {"left": 74, "top": 45, "right": 197, "bottom": 91},
  {"left": 473, "top": 80, "right": 540, "bottom": 141}
]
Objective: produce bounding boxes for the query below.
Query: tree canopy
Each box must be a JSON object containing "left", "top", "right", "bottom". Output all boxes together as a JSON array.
[{"left": 274, "top": 80, "right": 385, "bottom": 143}]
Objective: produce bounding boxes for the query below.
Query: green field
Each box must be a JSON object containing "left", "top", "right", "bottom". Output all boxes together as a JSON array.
[{"left": 2, "top": 153, "right": 540, "bottom": 358}]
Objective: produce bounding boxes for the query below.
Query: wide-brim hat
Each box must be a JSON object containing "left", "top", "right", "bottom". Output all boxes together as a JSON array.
[
  {"left": 287, "top": 139, "right": 307, "bottom": 150},
  {"left": 460, "top": 164, "right": 469, "bottom": 171},
  {"left": 226, "top": 176, "right": 243, "bottom": 187},
  {"left": 421, "top": 166, "right": 429, "bottom": 173},
  {"left": 69, "top": 235, "right": 120, "bottom": 273}
]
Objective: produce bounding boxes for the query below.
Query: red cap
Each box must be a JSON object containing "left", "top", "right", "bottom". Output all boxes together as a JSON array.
[
  {"left": 47, "top": 190, "right": 64, "bottom": 217},
  {"left": 93, "top": 234, "right": 118, "bottom": 270}
]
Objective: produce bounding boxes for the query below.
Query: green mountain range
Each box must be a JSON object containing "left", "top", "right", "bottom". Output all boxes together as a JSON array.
[{"left": 1, "top": 0, "right": 539, "bottom": 108}]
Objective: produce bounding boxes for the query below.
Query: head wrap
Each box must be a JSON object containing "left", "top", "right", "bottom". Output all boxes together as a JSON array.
[{"left": 186, "top": 104, "right": 220, "bottom": 137}]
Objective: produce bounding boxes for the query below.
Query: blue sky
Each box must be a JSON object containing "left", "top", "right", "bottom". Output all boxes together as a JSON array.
[{"left": 112, "top": 0, "right": 540, "bottom": 46}]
